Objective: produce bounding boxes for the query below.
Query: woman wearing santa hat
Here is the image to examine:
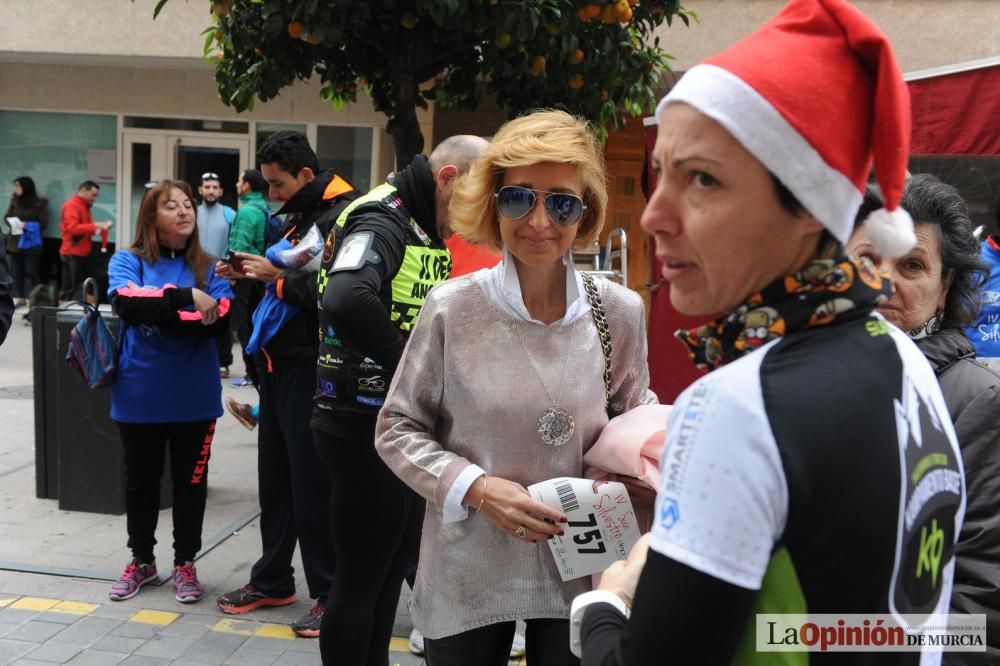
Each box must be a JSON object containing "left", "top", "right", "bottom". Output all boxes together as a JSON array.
[{"left": 569, "top": 1, "right": 967, "bottom": 664}]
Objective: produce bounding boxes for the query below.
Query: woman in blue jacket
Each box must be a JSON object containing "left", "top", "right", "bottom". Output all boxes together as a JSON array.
[{"left": 106, "top": 180, "right": 233, "bottom": 604}]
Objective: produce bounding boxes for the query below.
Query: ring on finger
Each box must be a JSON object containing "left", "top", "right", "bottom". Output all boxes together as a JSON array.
[{"left": 514, "top": 525, "right": 528, "bottom": 538}]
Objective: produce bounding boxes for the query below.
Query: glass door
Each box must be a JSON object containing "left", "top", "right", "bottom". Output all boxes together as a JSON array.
[
  {"left": 120, "top": 132, "right": 250, "bottom": 246},
  {"left": 171, "top": 135, "right": 248, "bottom": 211},
  {"left": 121, "top": 133, "right": 169, "bottom": 247}
]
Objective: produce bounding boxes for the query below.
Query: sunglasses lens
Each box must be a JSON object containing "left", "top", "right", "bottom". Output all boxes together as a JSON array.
[
  {"left": 544, "top": 194, "right": 584, "bottom": 226},
  {"left": 497, "top": 187, "right": 535, "bottom": 219}
]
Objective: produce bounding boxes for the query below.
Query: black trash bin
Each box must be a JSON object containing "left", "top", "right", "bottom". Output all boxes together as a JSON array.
[{"left": 32, "top": 304, "right": 171, "bottom": 514}]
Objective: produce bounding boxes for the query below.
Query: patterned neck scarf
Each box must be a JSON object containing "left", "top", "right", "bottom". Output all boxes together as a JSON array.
[
  {"left": 907, "top": 312, "right": 943, "bottom": 340},
  {"left": 677, "top": 256, "right": 889, "bottom": 371}
]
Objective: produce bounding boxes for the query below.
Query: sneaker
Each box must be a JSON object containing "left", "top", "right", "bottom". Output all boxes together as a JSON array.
[
  {"left": 408, "top": 628, "right": 425, "bottom": 656},
  {"left": 226, "top": 397, "right": 258, "bottom": 431},
  {"left": 108, "top": 559, "right": 157, "bottom": 601},
  {"left": 510, "top": 631, "right": 526, "bottom": 658},
  {"left": 173, "top": 562, "right": 204, "bottom": 603},
  {"left": 220, "top": 366, "right": 230, "bottom": 378},
  {"left": 217, "top": 583, "right": 296, "bottom": 614},
  {"left": 291, "top": 602, "right": 324, "bottom": 638},
  {"left": 230, "top": 376, "right": 253, "bottom": 387}
]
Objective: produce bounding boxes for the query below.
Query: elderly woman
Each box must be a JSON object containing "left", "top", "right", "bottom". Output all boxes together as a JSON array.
[
  {"left": 570, "top": 2, "right": 966, "bottom": 664},
  {"left": 849, "top": 175, "right": 1000, "bottom": 662},
  {"left": 376, "top": 109, "right": 655, "bottom": 666}
]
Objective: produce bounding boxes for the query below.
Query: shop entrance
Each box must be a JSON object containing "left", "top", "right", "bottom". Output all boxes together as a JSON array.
[{"left": 119, "top": 131, "right": 250, "bottom": 247}]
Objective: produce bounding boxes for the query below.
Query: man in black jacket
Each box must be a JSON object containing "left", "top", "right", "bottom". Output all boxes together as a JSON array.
[
  {"left": 311, "top": 134, "right": 488, "bottom": 664},
  {"left": 215, "top": 131, "right": 359, "bottom": 638}
]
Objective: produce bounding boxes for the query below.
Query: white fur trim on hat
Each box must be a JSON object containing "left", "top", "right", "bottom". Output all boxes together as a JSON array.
[
  {"left": 863, "top": 207, "right": 916, "bottom": 258},
  {"left": 656, "top": 65, "right": 862, "bottom": 244}
]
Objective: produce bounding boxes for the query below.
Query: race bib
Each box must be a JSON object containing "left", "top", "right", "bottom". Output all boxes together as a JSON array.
[{"left": 528, "top": 477, "right": 642, "bottom": 582}]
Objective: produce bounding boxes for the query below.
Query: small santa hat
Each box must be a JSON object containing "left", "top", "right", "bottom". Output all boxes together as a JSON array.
[{"left": 656, "top": 0, "right": 916, "bottom": 258}]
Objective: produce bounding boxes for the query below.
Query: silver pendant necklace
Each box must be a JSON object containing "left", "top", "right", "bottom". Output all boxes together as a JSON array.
[{"left": 516, "top": 324, "right": 575, "bottom": 447}]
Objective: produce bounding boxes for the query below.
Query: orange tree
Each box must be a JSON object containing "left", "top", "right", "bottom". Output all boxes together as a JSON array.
[{"left": 154, "top": 0, "right": 691, "bottom": 167}]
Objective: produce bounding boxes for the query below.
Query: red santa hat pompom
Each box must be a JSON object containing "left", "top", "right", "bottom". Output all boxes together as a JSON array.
[{"left": 656, "top": 0, "right": 916, "bottom": 257}]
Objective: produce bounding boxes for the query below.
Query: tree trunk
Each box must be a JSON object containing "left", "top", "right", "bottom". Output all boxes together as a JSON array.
[{"left": 386, "top": 73, "right": 424, "bottom": 170}]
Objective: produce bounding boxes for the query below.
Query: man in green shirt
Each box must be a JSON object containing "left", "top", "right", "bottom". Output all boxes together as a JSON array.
[
  {"left": 229, "top": 168, "right": 270, "bottom": 256},
  {"left": 228, "top": 168, "right": 272, "bottom": 388}
]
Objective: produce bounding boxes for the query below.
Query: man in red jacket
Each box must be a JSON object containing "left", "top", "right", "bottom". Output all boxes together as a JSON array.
[{"left": 59, "top": 180, "right": 111, "bottom": 300}]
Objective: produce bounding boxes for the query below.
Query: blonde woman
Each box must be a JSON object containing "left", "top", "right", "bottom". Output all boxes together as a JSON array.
[{"left": 376, "top": 110, "right": 656, "bottom": 666}]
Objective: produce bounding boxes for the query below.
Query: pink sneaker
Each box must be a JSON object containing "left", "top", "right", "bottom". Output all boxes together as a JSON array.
[
  {"left": 108, "top": 559, "right": 157, "bottom": 601},
  {"left": 173, "top": 561, "right": 204, "bottom": 603}
]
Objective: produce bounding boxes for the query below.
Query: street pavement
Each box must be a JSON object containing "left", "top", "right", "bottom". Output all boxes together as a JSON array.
[{"left": 0, "top": 311, "right": 472, "bottom": 665}]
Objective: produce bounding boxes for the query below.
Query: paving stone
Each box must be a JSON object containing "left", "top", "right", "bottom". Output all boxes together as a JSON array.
[
  {"left": 64, "top": 649, "right": 129, "bottom": 665},
  {"left": 241, "top": 636, "right": 292, "bottom": 654},
  {"left": 90, "top": 605, "right": 137, "bottom": 622},
  {"left": 90, "top": 634, "right": 146, "bottom": 654},
  {"left": 0, "top": 638, "right": 38, "bottom": 662},
  {"left": 178, "top": 632, "right": 247, "bottom": 664},
  {"left": 35, "top": 611, "right": 84, "bottom": 626},
  {"left": 272, "top": 652, "right": 323, "bottom": 666},
  {"left": 49, "top": 616, "right": 122, "bottom": 647},
  {"left": 120, "top": 654, "right": 171, "bottom": 666},
  {"left": 5, "top": 620, "right": 69, "bottom": 644},
  {"left": 284, "top": 638, "right": 320, "bottom": 653},
  {"left": 22, "top": 642, "right": 83, "bottom": 663},
  {"left": 131, "top": 635, "right": 195, "bottom": 659},
  {"left": 0, "top": 608, "right": 40, "bottom": 625},
  {"left": 119, "top": 657, "right": 171, "bottom": 666},
  {"left": 158, "top": 619, "right": 211, "bottom": 640},
  {"left": 109, "top": 622, "right": 160, "bottom": 640},
  {"left": 223, "top": 646, "right": 279, "bottom": 666},
  {"left": 11, "top": 660, "right": 55, "bottom": 666}
]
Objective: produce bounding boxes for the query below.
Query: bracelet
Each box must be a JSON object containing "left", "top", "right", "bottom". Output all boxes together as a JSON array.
[{"left": 475, "top": 476, "right": 488, "bottom": 513}]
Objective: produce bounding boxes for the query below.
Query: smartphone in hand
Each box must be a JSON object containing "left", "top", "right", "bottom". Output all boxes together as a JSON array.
[{"left": 225, "top": 251, "right": 246, "bottom": 275}]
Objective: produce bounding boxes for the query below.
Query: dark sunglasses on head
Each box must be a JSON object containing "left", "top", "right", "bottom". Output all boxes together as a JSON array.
[
  {"left": 201, "top": 172, "right": 220, "bottom": 181},
  {"left": 495, "top": 186, "right": 587, "bottom": 227}
]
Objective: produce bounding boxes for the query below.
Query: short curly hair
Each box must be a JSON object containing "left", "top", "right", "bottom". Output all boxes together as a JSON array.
[
  {"left": 448, "top": 109, "right": 607, "bottom": 253},
  {"left": 855, "top": 174, "right": 988, "bottom": 328}
]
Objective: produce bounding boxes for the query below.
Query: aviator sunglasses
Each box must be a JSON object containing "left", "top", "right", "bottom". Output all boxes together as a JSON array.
[{"left": 495, "top": 186, "right": 587, "bottom": 227}]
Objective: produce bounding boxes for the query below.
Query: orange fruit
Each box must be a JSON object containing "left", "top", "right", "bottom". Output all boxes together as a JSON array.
[
  {"left": 600, "top": 90, "right": 609, "bottom": 101},
  {"left": 568, "top": 49, "right": 584, "bottom": 65},
  {"left": 529, "top": 55, "right": 546, "bottom": 76},
  {"left": 495, "top": 32, "right": 512, "bottom": 49},
  {"left": 584, "top": 3, "right": 602, "bottom": 18},
  {"left": 287, "top": 21, "right": 305, "bottom": 39},
  {"left": 569, "top": 74, "right": 585, "bottom": 89},
  {"left": 577, "top": 6, "right": 589, "bottom": 21},
  {"left": 612, "top": 0, "right": 630, "bottom": 19},
  {"left": 599, "top": 5, "right": 616, "bottom": 23},
  {"left": 619, "top": 6, "right": 633, "bottom": 22},
  {"left": 546, "top": 22, "right": 561, "bottom": 35},
  {"left": 306, "top": 32, "right": 318, "bottom": 44},
  {"left": 400, "top": 13, "right": 417, "bottom": 29}
]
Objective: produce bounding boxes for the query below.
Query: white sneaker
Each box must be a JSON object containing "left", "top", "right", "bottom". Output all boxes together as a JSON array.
[
  {"left": 510, "top": 631, "right": 526, "bottom": 658},
  {"left": 408, "top": 628, "right": 425, "bottom": 656}
]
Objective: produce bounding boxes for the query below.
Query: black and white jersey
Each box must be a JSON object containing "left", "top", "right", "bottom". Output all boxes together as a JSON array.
[{"left": 648, "top": 314, "right": 966, "bottom": 663}]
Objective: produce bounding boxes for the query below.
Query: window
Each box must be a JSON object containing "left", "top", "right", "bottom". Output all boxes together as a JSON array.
[{"left": 316, "top": 126, "right": 373, "bottom": 193}]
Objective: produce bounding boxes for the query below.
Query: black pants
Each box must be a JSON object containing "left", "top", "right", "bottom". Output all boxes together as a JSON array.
[
  {"left": 59, "top": 254, "right": 87, "bottom": 301},
  {"left": 10, "top": 252, "right": 40, "bottom": 299},
  {"left": 250, "top": 361, "right": 335, "bottom": 601},
  {"left": 118, "top": 420, "right": 216, "bottom": 564},
  {"left": 425, "top": 619, "right": 578, "bottom": 666},
  {"left": 215, "top": 315, "right": 234, "bottom": 368},
  {"left": 231, "top": 280, "right": 258, "bottom": 387},
  {"left": 314, "top": 429, "right": 424, "bottom": 666}
]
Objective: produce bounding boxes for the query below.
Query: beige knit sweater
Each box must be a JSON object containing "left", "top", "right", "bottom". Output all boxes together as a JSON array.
[{"left": 376, "top": 273, "right": 656, "bottom": 638}]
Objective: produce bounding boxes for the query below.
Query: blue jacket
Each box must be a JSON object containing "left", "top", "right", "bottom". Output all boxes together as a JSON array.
[{"left": 107, "top": 248, "right": 233, "bottom": 423}]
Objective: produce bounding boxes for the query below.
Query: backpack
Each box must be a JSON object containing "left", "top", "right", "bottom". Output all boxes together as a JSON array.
[
  {"left": 65, "top": 279, "right": 120, "bottom": 389},
  {"left": 249, "top": 202, "right": 284, "bottom": 248}
]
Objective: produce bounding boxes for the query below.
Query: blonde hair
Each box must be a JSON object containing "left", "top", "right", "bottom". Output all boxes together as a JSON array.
[{"left": 449, "top": 109, "right": 607, "bottom": 253}]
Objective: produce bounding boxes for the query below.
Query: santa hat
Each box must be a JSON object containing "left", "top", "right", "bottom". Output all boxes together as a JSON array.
[{"left": 656, "top": 0, "right": 916, "bottom": 258}]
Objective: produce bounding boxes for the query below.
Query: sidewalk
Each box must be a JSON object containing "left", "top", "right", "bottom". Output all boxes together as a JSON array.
[{"left": 0, "top": 314, "right": 431, "bottom": 665}]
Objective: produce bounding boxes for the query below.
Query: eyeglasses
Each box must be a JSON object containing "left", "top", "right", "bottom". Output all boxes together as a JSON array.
[
  {"left": 201, "top": 172, "right": 220, "bottom": 181},
  {"left": 495, "top": 186, "right": 586, "bottom": 227}
]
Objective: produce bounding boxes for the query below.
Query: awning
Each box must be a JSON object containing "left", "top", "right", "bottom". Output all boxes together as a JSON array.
[{"left": 907, "top": 57, "right": 1000, "bottom": 155}]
